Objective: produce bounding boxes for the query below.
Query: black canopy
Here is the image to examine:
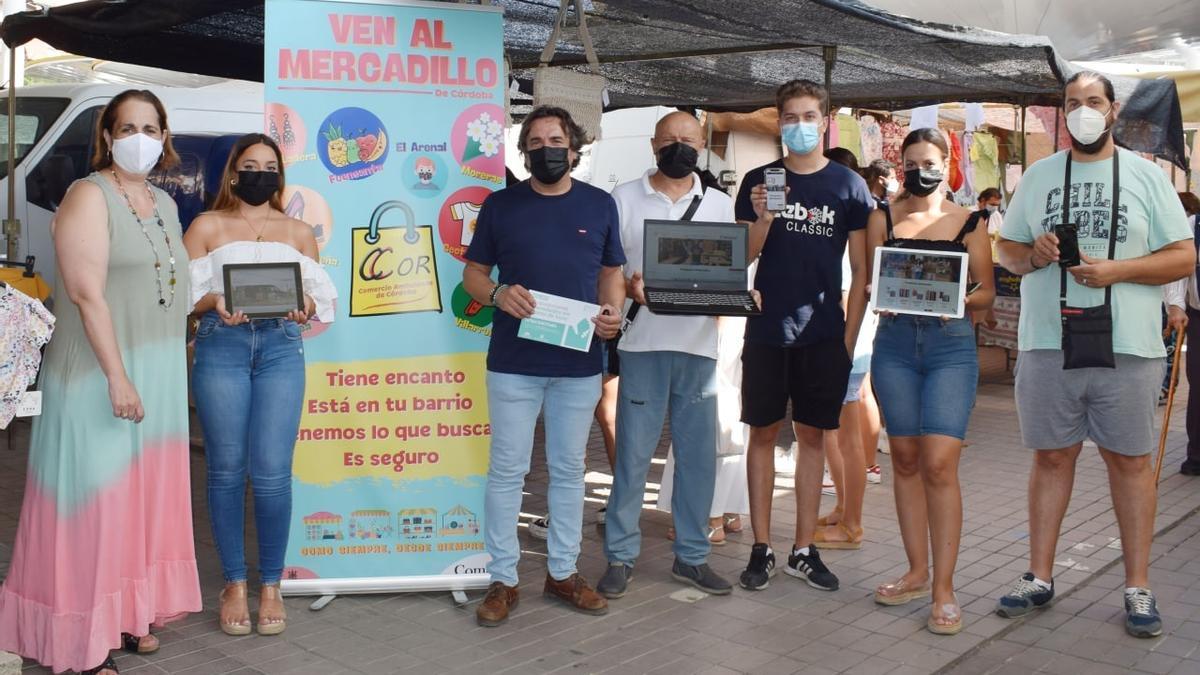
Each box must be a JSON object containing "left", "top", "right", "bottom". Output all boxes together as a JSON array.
[
  {"left": 0, "top": 0, "right": 1186, "bottom": 168},
  {"left": 1, "top": 0, "right": 1067, "bottom": 110}
]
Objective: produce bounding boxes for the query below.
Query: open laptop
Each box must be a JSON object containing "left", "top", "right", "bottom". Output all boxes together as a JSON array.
[{"left": 641, "top": 219, "right": 760, "bottom": 316}]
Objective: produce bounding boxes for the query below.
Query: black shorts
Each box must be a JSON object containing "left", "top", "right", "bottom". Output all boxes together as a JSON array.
[{"left": 740, "top": 339, "right": 851, "bottom": 430}]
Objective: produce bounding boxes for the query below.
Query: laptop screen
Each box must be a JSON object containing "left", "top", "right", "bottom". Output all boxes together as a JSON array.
[{"left": 643, "top": 219, "right": 748, "bottom": 288}]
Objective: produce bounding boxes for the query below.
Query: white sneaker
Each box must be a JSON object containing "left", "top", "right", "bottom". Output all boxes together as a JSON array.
[
  {"left": 821, "top": 468, "right": 836, "bottom": 496},
  {"left": 866, "top": 465, "right": 882, "bottom": 484},
  {"left": 775, "top": 443, "right": 797, "bottom": 477},
  {"left": 529, "top": 515, "right": 549, "bottom": 540}
]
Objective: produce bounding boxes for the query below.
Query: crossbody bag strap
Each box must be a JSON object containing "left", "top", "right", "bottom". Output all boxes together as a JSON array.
[
  {"left": 680, "top": 193, "right": 703, "bottom": 221},
  {"left": 626, "top": 185, "right": 707, "bottom": 327},
  {"left": 1104, "top": 150, "right": 1120, "bottom": 306},
  {"left": 1059, "top": 151, "right": 1072, "bottom": 306},
  {"left": 1059, "top": 149, "right": 1121, "bottom": 307}
]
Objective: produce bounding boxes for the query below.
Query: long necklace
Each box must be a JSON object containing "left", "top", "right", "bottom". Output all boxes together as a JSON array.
[
  {"left": 111, "top": 169, "right": 177, "bottom": 310},
  {"left": 237, "top": 207, "right": 272, "bottom": 242}
]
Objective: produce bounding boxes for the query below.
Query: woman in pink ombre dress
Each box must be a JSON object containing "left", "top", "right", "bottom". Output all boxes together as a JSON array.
[{"left": 0, "top": 90, "right": 201, "bottom": 674}]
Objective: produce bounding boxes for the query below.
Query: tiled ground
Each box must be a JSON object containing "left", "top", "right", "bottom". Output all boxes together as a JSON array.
[{"left": 3, "top": 345, "right": 1200, "bottom": 674}]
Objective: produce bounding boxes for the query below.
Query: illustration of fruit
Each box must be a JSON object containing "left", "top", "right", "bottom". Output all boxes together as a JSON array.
[
  {"left": 323, "top": 124, "right": 349, "bottom": 167},
  {"left": 345, "top": 129, "right": 361, "bottom": 164},
  {"left": 365, "top": 129, "right": 387, "bottom": 162},
  {"left": 356, "top": 132, "right": 377, "bottom": 161}
]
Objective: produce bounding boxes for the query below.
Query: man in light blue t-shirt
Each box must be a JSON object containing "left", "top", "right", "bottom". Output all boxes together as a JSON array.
[{"left": 994, "top": 72, "right": 1194, "bottom": 639}]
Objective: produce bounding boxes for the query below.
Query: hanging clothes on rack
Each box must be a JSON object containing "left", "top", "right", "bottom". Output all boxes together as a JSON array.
[
  {"left": 858, "top": 115, "right": 883, "bottom": 163},
  {"left": 960, "top": 131, "right": 976, "bottom": 199},
  {"left": 836, "top": 114, "right": 862, "bottom": 161},
  {"left": 880, "top": 118, "right": 905, "bottom": 166},
  {"left": 947, "top": 129, "right": 964, "bottom": 193},
  {"left": 970, "top": 131, "right": 1002, "bottom": 191},
  {"left": 0, "top": 283, "right": 55, "bottom": 430}
]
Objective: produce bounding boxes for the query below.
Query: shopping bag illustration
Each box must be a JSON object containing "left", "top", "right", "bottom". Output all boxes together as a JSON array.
[{"left": 350, "top": 200, "right": 443, "bottom": 317}]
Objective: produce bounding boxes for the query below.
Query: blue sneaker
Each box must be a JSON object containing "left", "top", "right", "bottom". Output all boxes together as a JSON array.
[
  {"left": 1124, "top": 588, "right": 1163, "bottom": 638},
  {"left": 996, "top": 572, "right": 1054, "bottom": 618}
]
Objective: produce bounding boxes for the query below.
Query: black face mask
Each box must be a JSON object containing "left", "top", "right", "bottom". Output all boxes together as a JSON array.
[
  {"left": 235, "top": 170, "right": 280, "bottom": 206},
  {"left": 903, "top": 168, "right": 943, "bottom": 197},
  {"left": 656, "top": 142, "right": 699, "bottom": 179},
  {"left": 527, "top": 147, "right": 570, "bottom": 184}
]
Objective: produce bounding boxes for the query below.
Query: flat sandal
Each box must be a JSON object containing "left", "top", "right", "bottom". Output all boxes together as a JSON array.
[{"left": 121, "top": 632, "right": 157, "bottom": 654}]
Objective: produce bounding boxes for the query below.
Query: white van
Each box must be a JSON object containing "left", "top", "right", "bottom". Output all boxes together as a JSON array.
[{"left": 1, "top": 82, "right": 264, "bottom": 289}]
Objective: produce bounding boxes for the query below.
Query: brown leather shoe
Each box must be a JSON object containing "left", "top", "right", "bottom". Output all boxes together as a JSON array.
[
  {"left": 543, "top": 573, "right": 608, "bottom": 615},
  {"left": 476, "top": 582, "right": 519, "bottom": 627}
]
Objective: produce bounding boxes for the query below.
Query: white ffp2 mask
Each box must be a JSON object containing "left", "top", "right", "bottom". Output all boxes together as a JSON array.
[
  {"left": 1066, "top": 106, "right": 1109, "bottom": 146},
  {"left": 111, "top": 133, "right": 164, "bottom": 175}
]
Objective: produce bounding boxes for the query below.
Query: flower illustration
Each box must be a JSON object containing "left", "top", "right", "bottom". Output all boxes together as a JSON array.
[
  {"left": 466, "top": 119, "right": 485, "bottom": 142},
  {"left": 461, "top": 111, "right": 505, "bottom": 163}
]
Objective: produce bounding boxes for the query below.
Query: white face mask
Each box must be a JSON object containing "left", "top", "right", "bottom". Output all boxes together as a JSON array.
[
  {"left": 1066, "top": 106, "right": 1110, "bottom": 146},
  {"left": 884, "top": 178, "right": 899, "bottom": 195},
  {"left": 111, "top": 133, "right": 164, "bottom": 175},
  {"left": 986, "top": 204, "right": 999, "bottom": 215}
]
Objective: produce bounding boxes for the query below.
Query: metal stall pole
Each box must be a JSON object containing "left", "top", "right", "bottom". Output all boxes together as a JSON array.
[
  {"left": 4, "top": 45, "right": 17, "bottom": 262},
  {"left": 823, "top": 46, "right": 837, "bottom": 148},
  {"left": 1019, "top": 102, "right": 1027, "bottom": 171}
]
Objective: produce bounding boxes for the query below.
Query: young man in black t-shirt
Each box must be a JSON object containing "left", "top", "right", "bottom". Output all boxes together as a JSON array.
[{"left": 734, "top": 80, "right": 873, "bottom": 591}]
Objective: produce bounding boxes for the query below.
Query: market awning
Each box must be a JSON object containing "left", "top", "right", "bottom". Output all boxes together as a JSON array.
[
  {"left": 2, "top": 0, "right": 1187, "bottom": 168},
  {"left": 0, "top": 0, "right": 1067, "bottom": 110}
]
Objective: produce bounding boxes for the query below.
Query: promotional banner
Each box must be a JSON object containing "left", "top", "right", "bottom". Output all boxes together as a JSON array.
[{"left": 264, "top": 0, "right": 504, "bottom": 594}]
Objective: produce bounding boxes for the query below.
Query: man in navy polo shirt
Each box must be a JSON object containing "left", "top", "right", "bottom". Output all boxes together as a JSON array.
[
  {"left": 463, "top": 106, "right": 625, "bottom": 627},
  {"left": 735, "top": 79, "right": 873, "bottom": 592}
]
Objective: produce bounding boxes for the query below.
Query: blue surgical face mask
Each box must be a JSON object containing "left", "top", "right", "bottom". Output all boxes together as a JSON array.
[{"left": 781, "top": 122, "right": 821, "bottom": 155}]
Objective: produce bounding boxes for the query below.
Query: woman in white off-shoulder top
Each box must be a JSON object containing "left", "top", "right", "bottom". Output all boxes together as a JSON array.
[{"left": 182, "top": 133, "right": 336, "bottom": 638}]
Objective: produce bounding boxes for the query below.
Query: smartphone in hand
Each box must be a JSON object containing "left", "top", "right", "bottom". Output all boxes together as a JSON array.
[
  {"left": 1054, "top": 223, "right": 1081, "bottom": 267},
  {"left": 765, "top": 168, "right": 787, "bottom": 212}
]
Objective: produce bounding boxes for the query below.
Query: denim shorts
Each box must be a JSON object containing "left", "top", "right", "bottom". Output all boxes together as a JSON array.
[
  {"left": 870, "top": 315, "right": 979, "bottom": 439},
  {"left": 844, "top": 369, "right": 867, "bottom": 404}
]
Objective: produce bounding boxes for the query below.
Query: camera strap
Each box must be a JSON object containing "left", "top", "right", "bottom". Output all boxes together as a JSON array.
[{"left": 1059, "top": 149, "right": 1120, "bottom": 310}]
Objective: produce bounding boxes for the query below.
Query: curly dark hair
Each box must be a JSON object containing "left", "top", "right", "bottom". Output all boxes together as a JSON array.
[{"left": 518, "top": 106, "right": 588, "bottom": 169}]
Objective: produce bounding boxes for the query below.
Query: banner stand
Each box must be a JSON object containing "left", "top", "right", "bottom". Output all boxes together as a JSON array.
[{"left": 265, "top": 0, "right": 506, "bottom": 602}]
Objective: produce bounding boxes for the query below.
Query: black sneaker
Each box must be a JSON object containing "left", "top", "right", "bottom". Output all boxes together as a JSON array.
[
  {"left": 1125, "top": 588, "right": 1164, "bottom": 638},
  {"left": 596, "top": 562, "right": 632, "bottom": 599},
  {"left": 739, "top": 543, "right": 777, "bottom": 590},
  {"left": 996, "top": 572, "right": 1054, "bottom": 618},
  {"left": 1180, "top": 460, "right": 1200, "bottom": 476},
  {"left": 783, "top": 545, "right": 839, "bottom": 591},
  {"left": 671, "top": 559, "right": 732, "bottom": 595}
]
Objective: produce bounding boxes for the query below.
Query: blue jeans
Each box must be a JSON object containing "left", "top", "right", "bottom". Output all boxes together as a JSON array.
[
  {"left": 192, "top": 314, "right": 306, "bottom": 584},
  {"left": 484, "top": 371, "right": 601, "bottom": 586},
  {"left": 871, "top": 315, "right": 978, "bottom": 439},
  {"left": 605, "top": 350, "right": 717, "bottom": 566}
]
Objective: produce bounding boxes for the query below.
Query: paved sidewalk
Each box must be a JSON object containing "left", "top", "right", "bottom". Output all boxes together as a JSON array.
[{"left": 2, "top": 346, "right": 1199, "bottom": 674}]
